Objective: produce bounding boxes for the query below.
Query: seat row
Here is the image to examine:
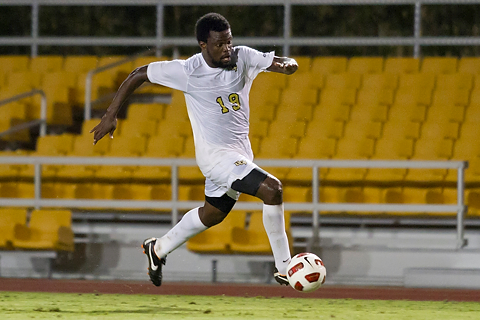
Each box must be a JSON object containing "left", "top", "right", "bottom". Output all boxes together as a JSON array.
[
  {"left": 186, "top": 210, "right": 293, "bottom": 254},
  {"left": 0, "top": 208, "right": 74, "bottom": 251}
]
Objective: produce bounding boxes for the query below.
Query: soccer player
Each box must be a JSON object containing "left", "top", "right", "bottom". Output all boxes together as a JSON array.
[{"left": 91, "top": 12, "right": 298, "bottom": 287}]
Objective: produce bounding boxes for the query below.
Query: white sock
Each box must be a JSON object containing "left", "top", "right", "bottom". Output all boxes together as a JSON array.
[
  {"left": 155, "top": 207, "right": 207, "bottom": 258},
  {"left": 263, "top": 203, "right": 291, "bottom": 275}
]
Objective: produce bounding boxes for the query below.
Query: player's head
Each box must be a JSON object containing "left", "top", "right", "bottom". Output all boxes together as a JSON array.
[{"left": 195, "top": 13, "right": 235, "bottom": 69}]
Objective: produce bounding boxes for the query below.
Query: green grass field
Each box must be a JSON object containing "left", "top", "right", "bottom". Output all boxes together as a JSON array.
[{"left": 1, "top": 291, "right": 479, "bottom": 320}]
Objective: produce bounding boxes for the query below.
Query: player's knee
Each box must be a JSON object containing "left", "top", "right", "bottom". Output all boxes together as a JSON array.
[
  {"left": 262, "top": 177, "right": 283, "bottom": 205},
  {"left": 200, "top": 206, "right": 229, "bottom": 228}
]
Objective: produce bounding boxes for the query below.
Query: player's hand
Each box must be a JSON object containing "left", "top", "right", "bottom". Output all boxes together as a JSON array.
[
  {"left": 90, "top": 113, "right": 117, "bottom": 145},
  {"left": 280, "top": 58, "right": 298, "bottom": 74}
]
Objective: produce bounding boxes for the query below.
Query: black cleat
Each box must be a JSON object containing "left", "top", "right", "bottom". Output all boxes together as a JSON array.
[
  {"left": 142, "top": 238, "right": 166, "bottom": 287},
  {"left": 274, "top": 267, "right": 289, "bottom": 286}
]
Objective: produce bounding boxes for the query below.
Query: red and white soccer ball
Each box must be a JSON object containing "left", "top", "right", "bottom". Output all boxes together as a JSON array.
[{"left": 286, "top": 252, "right": 326, "bottom": 293}]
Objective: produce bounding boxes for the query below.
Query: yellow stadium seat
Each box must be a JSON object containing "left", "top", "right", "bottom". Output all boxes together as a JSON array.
[
  {"left": 287, "top": 136, "right": 336, "bottom": 182},
  {"left": 63, "top": 55, "right": 98, "bottom": 73},
  {"left": 365, "top": 138, "right": 414, "bottom": 184},
  {"left": 30, "top": 56, "right": 64, "bottom": 73},
  {"left": 249, "top": 118, "right": 269, "bottom": 139},
  {"left": 412, "top": 138, "right": 453, "bottom": 160},
  {"left": 362, "top": 73, "right": 398, "bottom": 90},
  {"left": 268, "top": 119, "right": 307, "bottom": 140},
  {"left": 0, "top": 182, "right": 34, "bottom": 199},
  {"left": 149, "top": 184, "right": 172, "bottom": 201},
  {"left": 292, "top": 56, "right": 311, "bottom": 72},
  {"left": 389, "top": 90, "right": 429, "bottom": 123},
  {"left": 343, "top": 120, "right": 382, "bottom": 140},
  {"left": 80, "top": 118, "right": 103, "bottom": 135},
  {"left": 446, "top": 157, "right": 480, "bottom": 186},
  {"left": 126, "top": 103, "right": 165, "bottom": 123},
  {"left": 146, "top": 134, "right": 185, "bottom": 158},
  {"left": 0, "top": 56, "right": 29, "bottom": 74},
  {"left": 452, "top": 139, "right": 480, "bottom": 162},
  {"left": 254, "top": 71, "right": 288, "bottom": 89},
  {"left": 310, "top": 57, "right": 348, "bottom": 75},
  {"left": 465, "top": 90, "right": 480, "bottom": 122},
  {"left": 95, "top": 135, "right": 147, "bottom": 181},
  {"left": 257, "top": 136, "right": 297, "bottom": 159},
  {"left": 382, "top": 121, "right": 421, "bottom": 140},
  {"left": 286, "top": 72, "right": 324, "bottom": 91},
  {"left": 306, "top": 117, "right": 345, "bottom": 139},
  {"left": 398, "top": 73, "right": 436, "bottom": 91},
  {"left": 36, "top": 133, "right": 75, "bottom": 156},
  {"left": 384, "top": 57, "right": 420, "bottom": 74},
  {"left": 186, "top": 210, "right": 247, "bottom": 254},
  {"left": 325, "top": 138, "right": 375, "bottom": 182},
  {"left": 436, "top": 73, "right": 474, "bottom": 91},
  {"left": 283, "top": 186, "right": 312, "bottom": 203},
  {"left": 132, "top": 135, "right": 185, "bottom": 183},
  {"left": 280, "top": 85, "right": 318, "bottom": 107},
  {"left": 426, "top": 91, "right": 468, "bottom": 124},
  {"left": 164, "top": 90, "right": 189, "bottom": 121},
  {"left": 13, "top": 209, "right": 74, "bottom": 251},
  {"left": 230, "top": 211, "right": 292, "bottom": 254},
  {"left": 312, "top": 88, "right": 355, "bottom": 123},
  {"left": 324, "top": 72, "right": 362, "bottom": 90},
  {"left": 178, "top": 185, "right": 204, "bottom": 201},
  {"left": 0, "top": 208, "right": 28, "bottom": 249},
  {"left": 458, "top": 57, "right": 480, "bottom": 74},
  {"left": 4, "top": 71, "right": 42, "bottom": 96},
  {"left": 256, "top": 136, "right": 297, "bottom": 179},
  {"left": 421, "top": 57, "right": 458, "bottom": 74},
  {"left": 404, "top": 138, "right": 453, "bottom": 184},
  {"left": 97, "top": 55, "right": 132, "bottom": 80},
  {"left": 111, "top": 183, "right": 152, "bottom": 201},
  {"left": 40, "top": 71, "right": 76, "bottom": 125},
  {"left": 118, "top": 118, "right": 157, "bottom": 138},
  {"left": 178, "top": 136, "right": 204, "bottom": 181},
  {"left": 56, "top": 133, "right": 111, "bottom": 182},
  {"left": 131, "top": 56, "right": 167, "bottom": 69},
  {"left": 157, "top": 119, "right": 192, "bottom": 138},
  {"left": 0, "top": 117, "right": 31, "bottom": 143},
  {"left": 420, "top": 121, "right": 459, "bottom": 141},
  {"left": 347, "top": 57, "right": 384, "bottom": 74},
  {"left": 17, "top": 134, "right": 76, "bottom": 180},
  {"left": 250, "top": 85, "right": 282, "bottom": 117},
  {"left": 350, "top": 104, "right": 388, "bottom": 124}
]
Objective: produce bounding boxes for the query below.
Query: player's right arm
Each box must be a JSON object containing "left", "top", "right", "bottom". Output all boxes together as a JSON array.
[{"left": 90, "top": 66, "right": 149, "bottom": 144}]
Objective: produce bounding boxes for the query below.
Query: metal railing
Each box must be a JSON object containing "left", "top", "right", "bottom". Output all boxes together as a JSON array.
[
  {"left": 1, "top": 0, "right": 480, "bottom": 57},
  {"left": 0, "top": 89, "right": 47, "bottom": 138},
  {"left": 0, "top": 156, "right": 469, "bottom": 249}
]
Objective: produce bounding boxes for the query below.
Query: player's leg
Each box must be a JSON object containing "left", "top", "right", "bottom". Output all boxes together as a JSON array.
[
  {"left": 143, "top": 181, "right": 236, "bottom": 286},
  {"left": 154, "top": 193, "right": 236, "bottom": 258},
  {"left": 231, "top": 168, "right": 291, "bottom": 284}
]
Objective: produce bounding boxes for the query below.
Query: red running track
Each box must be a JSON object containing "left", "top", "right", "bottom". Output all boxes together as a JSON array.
[{"left": 1, "top": 278, "right": 480, "bottom": 302}]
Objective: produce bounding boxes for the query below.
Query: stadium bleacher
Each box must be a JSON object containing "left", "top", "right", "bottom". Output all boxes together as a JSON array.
[{"left": 1, "top": 55, "right": 480, "bottom": 227}]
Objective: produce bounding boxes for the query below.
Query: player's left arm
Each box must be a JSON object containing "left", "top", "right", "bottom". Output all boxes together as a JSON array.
[{"left": 266, "top": 56, "right": 298, "bottom": 75}]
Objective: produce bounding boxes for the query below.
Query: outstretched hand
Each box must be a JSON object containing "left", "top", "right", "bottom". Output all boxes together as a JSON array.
[
  {"left": 268, "top": 57, "right": 298, "bottom": 75},
  {"left": 90, "top": 113, "right": 117, "bottom": 145}
]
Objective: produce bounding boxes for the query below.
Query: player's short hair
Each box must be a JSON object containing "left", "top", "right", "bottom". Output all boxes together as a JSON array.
[{"left": 195, "top": 13, "right": 230, "bottom": 43}]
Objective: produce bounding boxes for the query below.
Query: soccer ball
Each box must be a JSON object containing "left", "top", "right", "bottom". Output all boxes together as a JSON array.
[{"left": 286, "top": 252, "right": 326, "bottom": 293}]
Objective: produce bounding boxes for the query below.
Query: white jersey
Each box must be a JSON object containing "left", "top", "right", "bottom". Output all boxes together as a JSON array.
[{"left": 147, "top": 46, "right": 274, "bottom": 176}]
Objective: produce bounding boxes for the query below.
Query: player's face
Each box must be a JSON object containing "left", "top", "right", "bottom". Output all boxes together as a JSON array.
[{"left": 202, "top": 29, "right": 234, "bottom": 69}]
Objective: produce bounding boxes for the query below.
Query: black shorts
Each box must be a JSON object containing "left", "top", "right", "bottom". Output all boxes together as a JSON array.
[{"left": 205, "top": 168, "right": 268, "bottom": 213}]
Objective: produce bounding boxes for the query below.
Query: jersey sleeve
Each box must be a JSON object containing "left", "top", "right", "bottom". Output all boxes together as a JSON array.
[
  {"left": 147, "top": 60, "right": 188, "bottom": 92},
  {"left": 239, "top": 46, "right": 275, "bottom": 71}
]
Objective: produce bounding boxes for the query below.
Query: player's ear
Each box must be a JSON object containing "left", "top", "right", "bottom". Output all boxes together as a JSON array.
[{"left": 199, "top": 41, "right": 207, "bottom": 50}]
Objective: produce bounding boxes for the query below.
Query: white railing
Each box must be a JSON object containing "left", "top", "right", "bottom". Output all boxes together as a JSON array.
[
  {"left": 1, "top": 0, "right": 480, "bottom": 57},
  {"left": 0, "top": 89, "right": 47, "bottom": 138},
  {"left": 0, "top": 156, "right": 468, "bottom": 248}
]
